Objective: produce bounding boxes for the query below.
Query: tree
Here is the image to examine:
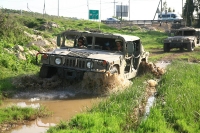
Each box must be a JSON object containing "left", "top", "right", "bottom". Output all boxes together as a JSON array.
[
  {"left": 168, "top": 7, "right": 173, "bottom": 12},
  {"left": 183, "top": 0, "right": 195, "bottom": 26},
  {"left": 194, "top": 0, "right": 200, "bottom": 27},
  {"left": 162, "top": 1, "right": 167, "bottom": 12},
  {"left": 162, "top": 1, "right": 175, "bottom": 13}
]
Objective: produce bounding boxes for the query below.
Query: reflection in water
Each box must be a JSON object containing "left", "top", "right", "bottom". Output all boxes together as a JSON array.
[
  {"left": 3, "top": 98, "right": 100, "bottom": 133},
  {"left": 9, "top": 119, "right": 49, "bottom": 133}
]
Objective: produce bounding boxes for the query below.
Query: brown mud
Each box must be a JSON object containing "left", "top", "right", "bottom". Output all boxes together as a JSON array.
[{"left": 10, "top": 60, "right": 166, "bottom": 99}]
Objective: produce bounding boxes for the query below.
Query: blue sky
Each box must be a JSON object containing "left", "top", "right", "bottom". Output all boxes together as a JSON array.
[{"left": 1, "top": 0, "right": 185, "bottom": 20}]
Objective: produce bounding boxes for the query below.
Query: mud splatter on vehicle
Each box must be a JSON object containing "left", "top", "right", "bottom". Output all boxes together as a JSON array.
[{"left": 34, "top": 30, "right": 149, "bottom": 93}]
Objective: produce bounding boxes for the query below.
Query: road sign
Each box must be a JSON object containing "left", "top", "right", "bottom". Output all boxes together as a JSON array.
[{"left": 89, "top": 10, "right": 99, "bottom": 20}]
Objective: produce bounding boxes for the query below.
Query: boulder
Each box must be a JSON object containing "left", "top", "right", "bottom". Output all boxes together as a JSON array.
[{"left": 14, "top": 45, "right": 24, "bottom": 52}]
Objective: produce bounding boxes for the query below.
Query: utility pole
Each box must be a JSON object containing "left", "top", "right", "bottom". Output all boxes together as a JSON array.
[
  {"left": 182, "top": 0, "right": 183, "bottom": 16},
  {"left": 129, "top": 0, "right": 130, "bottom": 21},
  {"left": 111, "top": 0, "right": 118, "bottom": 17},
  {"left": 58, "top": 0, "right": 59, "bottom": 17},
  {"left": 87, "top": 0, "right": 89, "bottom": 19},
  {"left": 161, "top": 0, "right": 162, "bottom": 14},
  {"left": 43, "top": 0, "right": 46, "bottom": 18}
]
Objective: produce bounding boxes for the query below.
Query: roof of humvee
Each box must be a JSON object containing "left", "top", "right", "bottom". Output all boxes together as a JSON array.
[
  {"left": 172, "top": 27, "right": 200, "bottom": 31},
  {"left": 60, "top": 30, "right": 140, "bottom": 42}
]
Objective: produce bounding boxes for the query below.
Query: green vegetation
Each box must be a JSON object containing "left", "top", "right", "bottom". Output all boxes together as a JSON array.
[
  {"left": 0, "top": 106, "right": 51, "bottom": 124},
  {"left": 137, "top": 61, "right": 200, "bottom": 133}
]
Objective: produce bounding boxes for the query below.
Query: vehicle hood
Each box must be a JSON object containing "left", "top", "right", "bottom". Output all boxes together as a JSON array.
[{"left": 50, "top": 48, "right": 123, "bottom": 62}]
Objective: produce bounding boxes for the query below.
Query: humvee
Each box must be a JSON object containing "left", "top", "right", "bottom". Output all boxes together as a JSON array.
[
  {"left": 36, "top": 30, "right": 149, "bottom": 80},
  {"left": 163, "top": 27, "right": 200, "bottom": 52}
]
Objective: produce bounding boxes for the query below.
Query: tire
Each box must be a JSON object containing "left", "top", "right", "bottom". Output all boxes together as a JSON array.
[
  {"left": 187, "top": 42, "right": 194, "bottom": 52},
  {"left": 110, "top": 66, "right": 118, "bottom": 74},
  {"left": 179, "top": 47, "right": 183, "bottom": 51},
  {"left": 39, "top": 65, "right": 50, "bottom": 78},
  {"left": 164, "top": 43, "right": 170, "bottom": 52}
]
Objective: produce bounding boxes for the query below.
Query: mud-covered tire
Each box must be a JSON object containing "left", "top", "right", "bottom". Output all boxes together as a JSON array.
[
  {"left": 39, "top": 65, "right": 50, "bottom": 78},
  {"left": 179, "top": 47, "right": 184, "bottom": 51},
  {"left": 164, "top": 43, "right": 170, "bottom": 52},
  {"left": 187, "top": 42, "right": 194, "bottom": 52},
  {"left": 110, "top": 66, "right": 118, "bottom": 74}
]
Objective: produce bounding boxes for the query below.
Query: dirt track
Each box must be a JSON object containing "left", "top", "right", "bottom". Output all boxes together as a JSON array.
[{"left": 150, "top": 47, "right": 200, "bottom": 63}]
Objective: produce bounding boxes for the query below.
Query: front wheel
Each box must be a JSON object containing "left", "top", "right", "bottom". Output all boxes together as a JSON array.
[
  {"left": 39, "top": 65, "right": 57, "bottom": 78},
  {"left": 164, "top": 43, "right": 170, "bottom": 52},
  {"left": 110, "top": 66, "right": 119, "bottom": 74},
  {"left": 39, "top": 65, "right": 49, "bottom": 78},
  {"left": 187, "top": 42, "right": 194, "bottom": 52}
]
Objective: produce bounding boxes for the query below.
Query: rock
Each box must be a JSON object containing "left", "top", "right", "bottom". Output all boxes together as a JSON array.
[
  {"left": 27, "top": 50, "right": 38, "bottom": 56},
  {"left": 39, "top": 46, "right": 46, "bottom": 53},
  {"left": 14, "top": 45, "right": 24, "bottom": 52},
  {"left": 147, "top": 79, "right": 158, "bottom": 87},
  {"left": 16, "top": 52, "right": 26, "bottom": 60}
]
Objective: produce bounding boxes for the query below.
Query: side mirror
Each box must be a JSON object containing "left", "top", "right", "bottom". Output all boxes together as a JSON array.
[{"left": 57, "top": 34, "right": 61, "bottom": 47}]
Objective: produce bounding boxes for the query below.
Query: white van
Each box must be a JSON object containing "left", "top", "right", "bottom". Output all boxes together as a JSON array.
[{"left": 158, "top": 12, "right": 183, "bottom": 23}]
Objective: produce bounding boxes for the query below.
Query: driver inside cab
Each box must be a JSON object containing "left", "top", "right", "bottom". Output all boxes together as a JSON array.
[
  {"left": 77, "top": 37, "right": 87, "bottom": 48},
  {"left": 115, "top": 39, "right": 123, "bottom": 51}
]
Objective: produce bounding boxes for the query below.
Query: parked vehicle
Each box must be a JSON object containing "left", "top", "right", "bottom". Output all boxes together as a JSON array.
[
  {"left": 105, "top": 18, "right": 120, "bottom": 23},
  {"left": 158, "top": 12, "right": 183, "bottom": 23},
  {"left": 36, "top": 30, "right": 149, "bottom": 80},
  {"left": 163, "top": 27, "right": 200, "bottom": 52}
]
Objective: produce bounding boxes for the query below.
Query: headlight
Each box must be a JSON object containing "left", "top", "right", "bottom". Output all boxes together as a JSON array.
[
  {"left": 169, "top": 40, "right": 171, "bottom": 42},
  {"left": 87, "top": 61, "right": 93, "bottom": 69},
  {"left": 55, "top": 58, "right": 61, "bottom": 65},
  {"left": 181, "top": 40, "right": 183, "bottom": 42}
]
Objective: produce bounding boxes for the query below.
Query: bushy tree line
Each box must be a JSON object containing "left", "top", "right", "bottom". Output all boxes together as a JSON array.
[{"left": 183, "top": 0, "right": 200, "bottom": 27}]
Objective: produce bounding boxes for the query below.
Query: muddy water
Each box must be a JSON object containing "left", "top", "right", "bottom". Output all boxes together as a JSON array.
[
  {"left": 2, "top": 60, "right": 171, "bottom": 133},
  {"left": 2, "top": 97, "right": 101, "bottom": 133}
]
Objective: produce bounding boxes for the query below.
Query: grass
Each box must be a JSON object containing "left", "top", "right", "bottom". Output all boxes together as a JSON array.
[
  {"left": 136, "top": 61, "right": 200, "bottom": 133},
  {"left": 47, "top": 73, "right": 154, "bottom": 133},
  {"left": 0, "top": 40, "right": 40, "bottom": 92},
  {"left": 47, "top": 61, "right": 200, "bottom": 133},
  {"left": 0, "top": 106, "right": 51, "bottom": 124}
]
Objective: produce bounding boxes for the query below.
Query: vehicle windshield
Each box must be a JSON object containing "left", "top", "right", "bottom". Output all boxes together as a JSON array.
[
  {"left": 60, "top": 34, "right": 124, "bottom": 52},
  {"left": 183, "top": 31, "right": 195, "bottom": 36},
  {"left": 174, "top": 30, "right": 195, "bottom": 36}
]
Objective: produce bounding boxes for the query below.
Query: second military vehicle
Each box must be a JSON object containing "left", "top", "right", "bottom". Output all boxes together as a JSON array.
[{"left": 163, "top": 27, "right": 200, "bottom": 52}]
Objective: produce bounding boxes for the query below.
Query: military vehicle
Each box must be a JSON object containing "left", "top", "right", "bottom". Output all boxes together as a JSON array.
[
  {"left": 36, "top": 30, "right": 149, "bottom": 80},
  {"left": 163, "top": 27, "right": 200, "bottom": 52}
]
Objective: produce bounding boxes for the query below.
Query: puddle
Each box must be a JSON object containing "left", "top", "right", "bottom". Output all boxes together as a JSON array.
[
  {"left": 155, "top": 60, "right": 171, "bottom": 68},
  {"left": 144, "top": 96, "right": 155, "bottom": 119},
  {"left": 2, "top": 97, "right": 101, "bottom": 133}
]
